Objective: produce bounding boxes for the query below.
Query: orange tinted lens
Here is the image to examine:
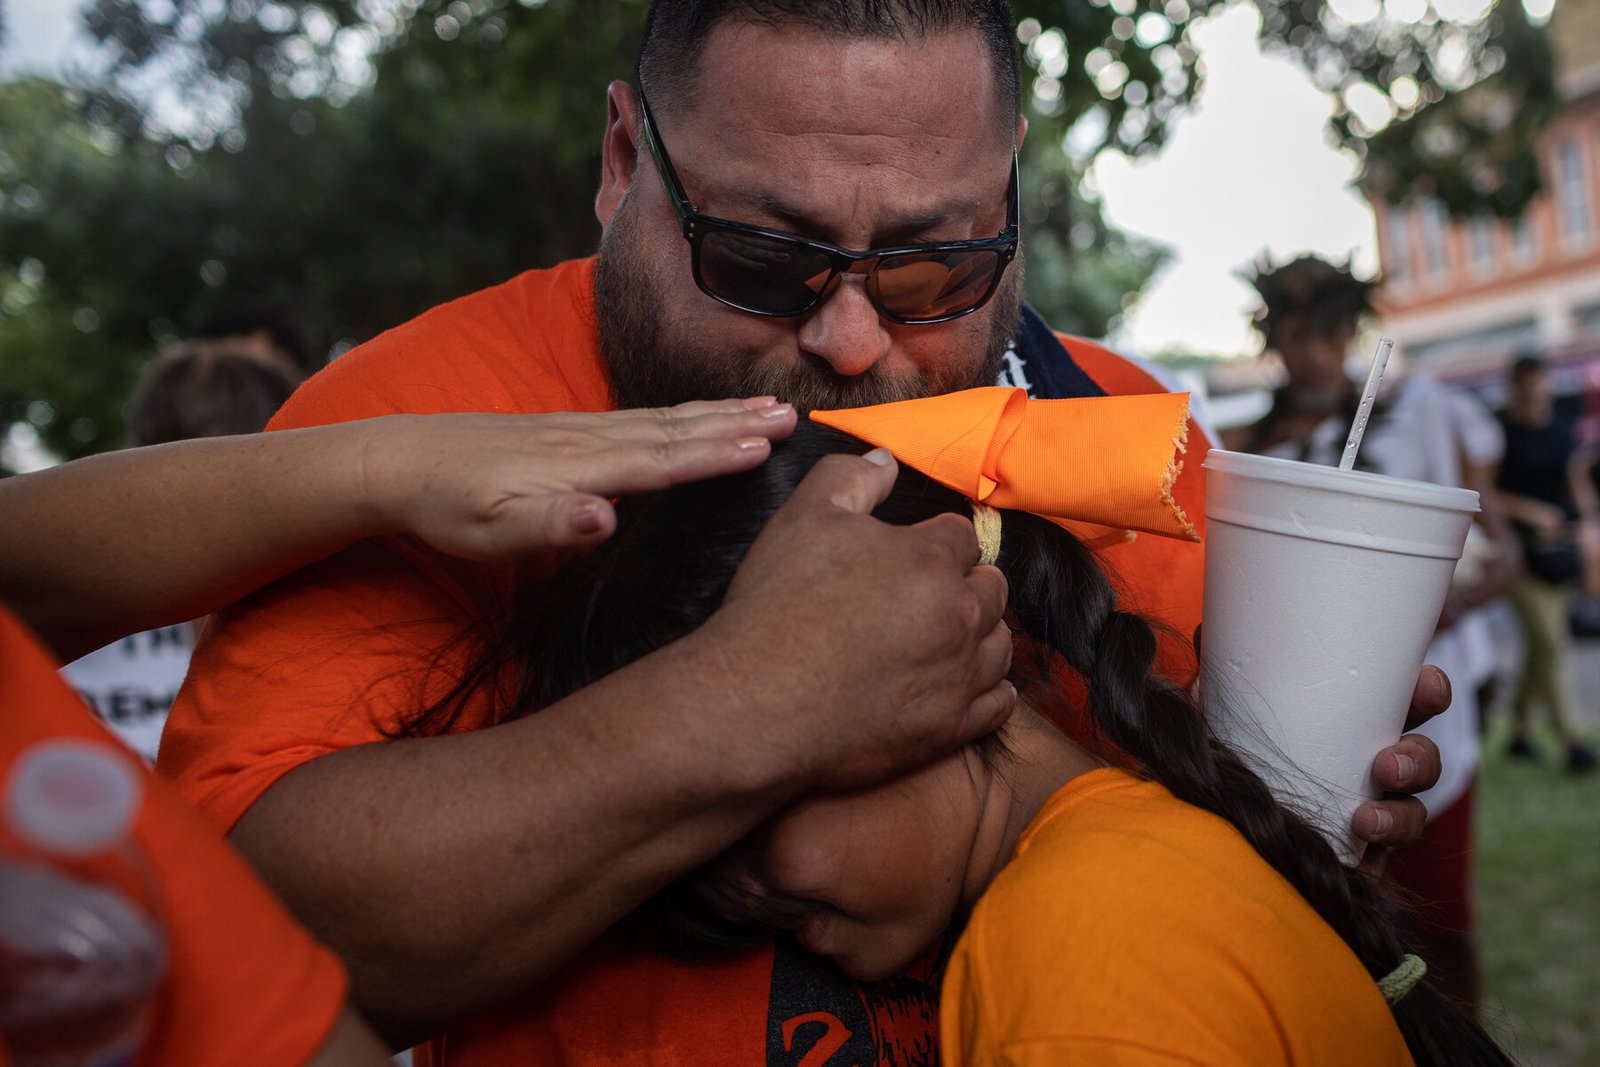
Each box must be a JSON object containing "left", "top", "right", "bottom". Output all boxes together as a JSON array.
[
  {"left": 698, "top": 229, "right": 835, "bottom": 314},
  {"left": 872, "top": 250, "right": 1001, "bottom": 320}
]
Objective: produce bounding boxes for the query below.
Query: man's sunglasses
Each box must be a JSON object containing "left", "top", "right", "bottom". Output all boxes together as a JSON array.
[{"left": 638, "top": 89, "right": 1020, "bottom": 325}]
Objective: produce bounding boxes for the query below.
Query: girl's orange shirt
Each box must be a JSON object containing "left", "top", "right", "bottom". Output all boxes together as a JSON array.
[{"left": 942, "top": 768, "right": 1415, "bottom": 1067}]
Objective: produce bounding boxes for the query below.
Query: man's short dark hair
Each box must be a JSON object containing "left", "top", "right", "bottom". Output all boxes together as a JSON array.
[{"left": 637, "top": 1, "right": 1020, "bottom": 138}]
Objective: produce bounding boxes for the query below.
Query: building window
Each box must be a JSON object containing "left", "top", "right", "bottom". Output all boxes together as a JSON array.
[
  {"left": 1469, "top": 215, "right": 1497, "bottom": 276},
  {"left": 1420, "top": 199, "right": 1450, "bottom": 281},
  {"left": 1384, "top": 206, "right": 1412, "bottom": 286},
  {"left": 1512, "top": 214, "right": 1538, "bottom": 263},
  {"left": 1558, "top": 139, "right": 1592, "bottom": 247}
]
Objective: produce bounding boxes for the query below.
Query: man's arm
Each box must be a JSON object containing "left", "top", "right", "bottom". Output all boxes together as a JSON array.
[
  {"left": 1, "top": 401, "right": 796, "bottom": 662},
  {"left": 228, "top": 453, "right": 1017, "bottom": 1047}
]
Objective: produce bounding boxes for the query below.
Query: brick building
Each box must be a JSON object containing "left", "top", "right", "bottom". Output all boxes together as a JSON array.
[{"left": 1372, "top": 0, "right": 1600, "bottom": 405}]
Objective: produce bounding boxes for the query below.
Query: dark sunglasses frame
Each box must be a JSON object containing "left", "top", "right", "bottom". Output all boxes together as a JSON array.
[{"left": 637, "top": 88, "right": 1020, "bottom": 325}]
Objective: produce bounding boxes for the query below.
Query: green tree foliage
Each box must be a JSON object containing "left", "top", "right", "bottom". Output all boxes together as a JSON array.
[{"left": 0, "top": 0, "right": 1555, "bottom": 461}]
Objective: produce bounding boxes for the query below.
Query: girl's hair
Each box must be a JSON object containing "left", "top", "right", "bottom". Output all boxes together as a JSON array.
[{"left": 407, "top": 423, "right": 1511, "bottom": 1067}]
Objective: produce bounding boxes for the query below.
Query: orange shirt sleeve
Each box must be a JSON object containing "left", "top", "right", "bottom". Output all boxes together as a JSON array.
[
  {"left": 0, "top": 607, "right": 348, "bottom": 1067},
  {"left": 940, "top": 770, "right": 1413, "bottom": 1067},
  {"left": 158, "top": 261, "right": 613, "bottom": 831}
]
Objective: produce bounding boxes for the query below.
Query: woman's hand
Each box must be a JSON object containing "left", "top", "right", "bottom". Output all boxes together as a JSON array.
[{"left": 357, "top": 399, "right": 797, "bottom": 560}]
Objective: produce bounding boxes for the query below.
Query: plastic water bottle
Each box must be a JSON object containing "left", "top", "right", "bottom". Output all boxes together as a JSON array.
[{"left": 0, "top": 739, "right": 167, "bottom": 1066}]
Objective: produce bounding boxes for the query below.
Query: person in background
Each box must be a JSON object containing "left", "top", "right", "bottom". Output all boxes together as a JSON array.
[
  {"left": 59, "top": 348, "right": 299, "bottom": 763},
  {"left": 1437, "top": 388, "right": 1522, "bottom": 732},
  {"left": 187, "top": 300, "right": 315, "bottom": 380},
  {"left": 1496, "top": 354, "right": 1600, "bottom": 773},
  {"left": 1237, "top": 253, "right": 1517, "bottom": 1013},
  {"left": 125, "top": 347, "right": 300, "bottom": 448}
]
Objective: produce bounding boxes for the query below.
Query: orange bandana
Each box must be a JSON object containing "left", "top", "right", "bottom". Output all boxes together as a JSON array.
[{"left": 810, "top": 386, "right": 1198, "bottom": 546}]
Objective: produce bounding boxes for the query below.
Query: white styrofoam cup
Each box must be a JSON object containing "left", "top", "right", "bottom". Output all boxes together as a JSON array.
[{"left": 1200, "top": 449, "right": 1479, "bottom": 864}]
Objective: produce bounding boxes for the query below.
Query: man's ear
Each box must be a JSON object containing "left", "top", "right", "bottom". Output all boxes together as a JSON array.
[
  {"left": 1015, "top": 112, "right": 1028, "bottom": 152},
  {"left": 596, "top": 80, "right": 642, "bottom": 228}
]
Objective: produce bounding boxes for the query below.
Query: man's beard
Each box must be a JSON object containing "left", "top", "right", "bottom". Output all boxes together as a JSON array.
[{"left": 595, "top": 207, "right": 1021, "bottom": 413}]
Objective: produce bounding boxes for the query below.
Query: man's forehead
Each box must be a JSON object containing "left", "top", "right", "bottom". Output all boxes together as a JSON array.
[
  {"left": 679, "top": 17, "right": 1007, "bottom": 141},
  {"left": 660, "top": 20, "right": 1011, "bottom": 232}
]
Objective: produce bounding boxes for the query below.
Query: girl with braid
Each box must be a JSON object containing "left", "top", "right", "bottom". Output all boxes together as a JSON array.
[{"left": 419, "top": 392, "right": 1511, "bottom": 1066}]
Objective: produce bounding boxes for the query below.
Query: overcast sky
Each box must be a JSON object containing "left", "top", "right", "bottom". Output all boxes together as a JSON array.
[{"left": 2, "top": 1, "right": 1379, "bottom": 358}]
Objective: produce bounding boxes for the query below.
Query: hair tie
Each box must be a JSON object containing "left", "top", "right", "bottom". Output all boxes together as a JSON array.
[
  {"left": 1377, "top": 953, "right": 1427, "bottom": 1004},
  {"left": 972, "top": 504, "right": 1002, "bottom": 566}
]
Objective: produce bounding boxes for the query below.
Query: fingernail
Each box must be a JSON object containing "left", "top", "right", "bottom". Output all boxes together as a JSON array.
[
  {"left": 759, "top": 403, "right": 794, "bottom": 419},
  {"left": 571, "top": 501, "right": 605, "bottom": 535},
  {"left": 863, "top": 448, "right": 894, "bottom": 466},
  {"left": 736, "top": 437, "right": 770, "bottom": 451},
  {"left": 1371, "top": 808, "right": 1393, "bottom": 836},
  {"left": 1394, "top": 754, "right": 1416, "bottom": 783},
  {"left": 742, "top": 396, "right": 779, "bottom": 409},
  {"left": 1432, "top": 668, "right": 1448, "bottom": 703}
]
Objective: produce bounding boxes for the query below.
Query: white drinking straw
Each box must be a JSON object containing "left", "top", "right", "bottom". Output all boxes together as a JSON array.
[{"left": 1338, "top": 337, "right": 1394, "bottom": 471}]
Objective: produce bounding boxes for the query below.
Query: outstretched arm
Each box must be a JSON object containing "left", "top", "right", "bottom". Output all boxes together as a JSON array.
[{"left": 1, "top": 399, "right": 796, "bottom": 662}]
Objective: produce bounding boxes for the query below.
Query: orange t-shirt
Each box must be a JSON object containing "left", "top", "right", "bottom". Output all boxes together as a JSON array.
[
  {"left": 0, "top": 606, "right": 347, "bottom": 1067},
  {"left": 942, "top": 769, "right": 1414, "bottom": 1067},
  {"left": 158, "top": 257, "right": 1210, "bottom": 1066}
]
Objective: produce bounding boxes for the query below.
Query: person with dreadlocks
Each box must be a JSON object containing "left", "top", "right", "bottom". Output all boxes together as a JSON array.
[{"left": 1231, "top": 253, "right": 1518, "bottom": 1013}]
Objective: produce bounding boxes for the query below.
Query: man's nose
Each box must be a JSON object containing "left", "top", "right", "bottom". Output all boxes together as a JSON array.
[{"left": 795, "top": 274, "right": 891, "bottom": 378}]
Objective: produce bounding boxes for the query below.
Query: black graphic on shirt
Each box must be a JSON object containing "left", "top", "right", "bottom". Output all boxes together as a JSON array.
[{"left": 764, "top": 932, "right": 953, "bottom": 1067}]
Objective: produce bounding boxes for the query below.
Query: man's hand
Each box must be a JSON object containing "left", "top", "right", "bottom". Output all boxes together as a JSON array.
[
  {"left": 694, "top": 448, "right": 1015, "bottom": 793},
  {"left": 1352, "top": 664, "right": 1448, "bottom": 871}
]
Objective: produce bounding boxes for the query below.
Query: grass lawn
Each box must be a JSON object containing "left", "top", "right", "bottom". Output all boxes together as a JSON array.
[{"left": 1476, "top": 718, "right": 1600, "bottom": 1066}]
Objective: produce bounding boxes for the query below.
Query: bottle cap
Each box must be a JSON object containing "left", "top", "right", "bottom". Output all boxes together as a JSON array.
[{"left": 5, "top": 739, "right": 143, "bottom": 856}]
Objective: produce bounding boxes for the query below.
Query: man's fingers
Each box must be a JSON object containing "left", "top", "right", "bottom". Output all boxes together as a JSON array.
[
  {"left": 785, "top": 451, "right": 900, "bottom": 515},
  {"left": 1404, "top": 664, "right": 1451, "bottom": 731},
  {"left": 958, "top": 680, "right": 1018, "bottom": 747},
  {"left": 1371, "top": 733, "right": 1441, "bottom": 794},
  {"left": 966, "top": 564, "right": 1010, "bottom": 635},
  {"left": 976, "top": 614, "right": 1014, "bottom": 677},
  {"left": 1351, "top": 796, "right": 1428, "bottom": 849},
  {"left": 911, "top": 511, "right": 984, "bottom": 572}
]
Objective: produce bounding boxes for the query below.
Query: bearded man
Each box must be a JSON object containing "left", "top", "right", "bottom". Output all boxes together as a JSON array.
[{"left": 158, "top": 3, "right": 1447, "bottom": 1064}]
